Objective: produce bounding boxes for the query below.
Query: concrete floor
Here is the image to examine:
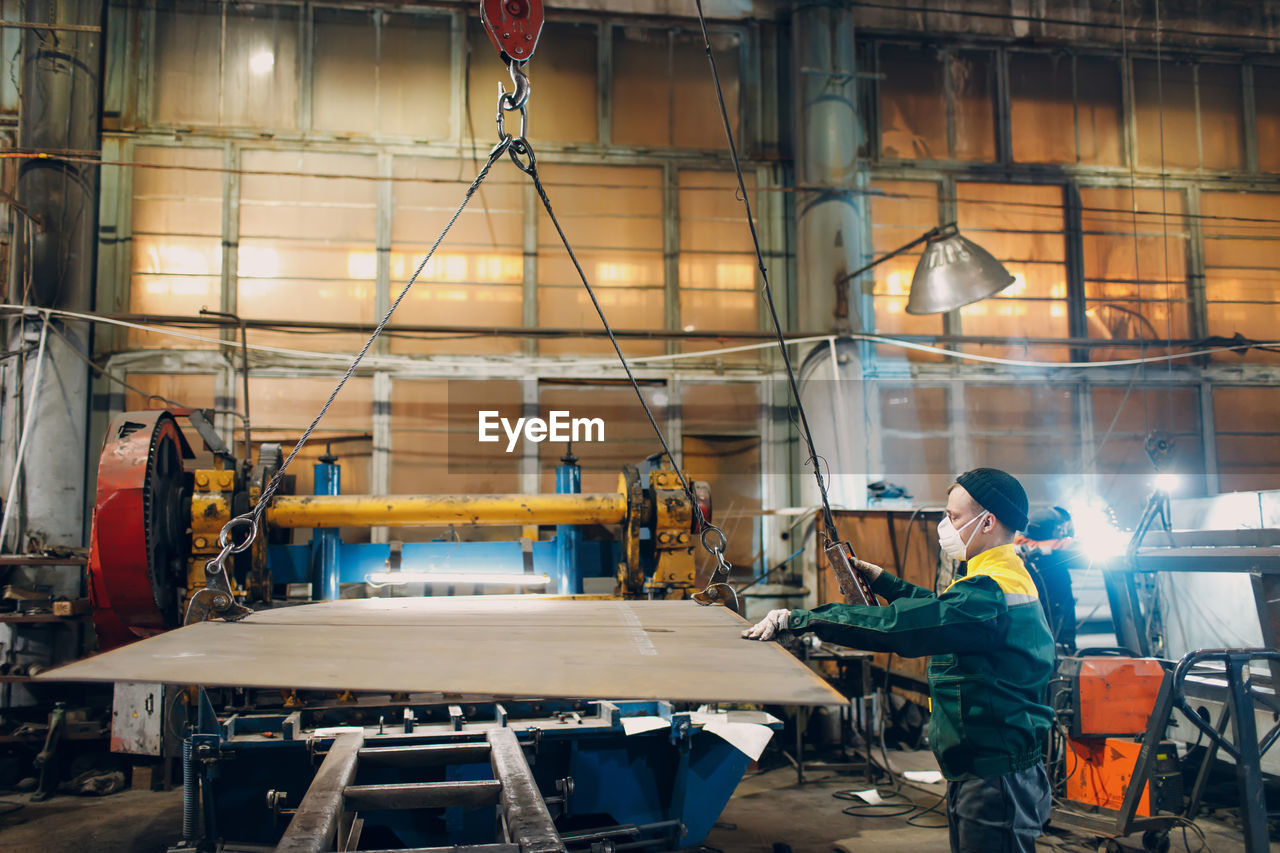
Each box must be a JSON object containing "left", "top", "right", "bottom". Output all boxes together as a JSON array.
[
  {"left": 0, "top": 787, "right": 184, "bottom": 852},
  {"left": 0, "top": 767, "right": 1257, "bottom": 852},
  {"left": 704, "top": 767, "right": 1251, "bottom": 852}
]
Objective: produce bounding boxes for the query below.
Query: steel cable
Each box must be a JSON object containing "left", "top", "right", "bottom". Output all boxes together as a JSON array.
[
  {"left": 194, "top": 137, "right": 514, "bottom": 618},
  {"left": 512, "top": 136, "right": 735, "bottom": 594},
  {"left": 692, "top": 0, "right": 841, "bottom": 544}
]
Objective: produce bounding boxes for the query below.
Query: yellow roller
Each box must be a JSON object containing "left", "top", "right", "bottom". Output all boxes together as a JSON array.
[{"left": 266, "top": 493, "right": 629, "bottom": 528}]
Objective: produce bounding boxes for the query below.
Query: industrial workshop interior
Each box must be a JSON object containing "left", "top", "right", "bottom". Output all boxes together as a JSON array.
[{"left": 3, "top": 0, "right": 1280, "bottom": 850}]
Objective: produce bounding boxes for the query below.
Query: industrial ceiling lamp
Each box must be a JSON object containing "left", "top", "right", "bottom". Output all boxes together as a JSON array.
[
  {"left": 841, "top": 222, "right": 1016, "bottom": 315},
  {"left": 907, "top": 223, "right": 1015, "bottom": 314}
]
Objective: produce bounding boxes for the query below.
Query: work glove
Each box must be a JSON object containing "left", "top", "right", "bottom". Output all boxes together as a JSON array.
[
  {"left": 854, "top": 558, "right": 884, "bottom": 582},
  {"left": 741, "top": 608, "right": 792, "bottom": 641}
]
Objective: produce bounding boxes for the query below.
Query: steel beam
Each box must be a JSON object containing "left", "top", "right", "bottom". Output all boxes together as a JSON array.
[
  {"left": 343, "top": 781, "right": 501, "bottom": 811},
  {"left": 1131, "top": 546, "right": 1280, "bottom": 573},
  {"left": 276, "top": 732, "right": 364, "bottom": 853},
  {"left": 1250, "top": 574, "right": 1280, "bottom": 688},
  {"left": 266, "top": 493, "right": 628, "bottom": 528},
  {"left": 358, "top": 743, "right": 492, "bottom": 768},
  {"left": 487, "top": 727, "right": 564, "bottom": 853},
  {"left": 1139, "top": 529, "right": 1280, "bottom": 548}
]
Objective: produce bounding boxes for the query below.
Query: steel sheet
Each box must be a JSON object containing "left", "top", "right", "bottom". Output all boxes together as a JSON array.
[{"left": 39, "top": 597, "right": 844, "bottom": 705}]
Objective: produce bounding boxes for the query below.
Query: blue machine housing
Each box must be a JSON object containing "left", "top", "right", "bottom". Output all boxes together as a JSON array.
[
  {"left": 270, "top": 456, "right": 619, "bottom": 597},
  {"left": 192, "top": 694, "right": 773, "bottom": 850}
]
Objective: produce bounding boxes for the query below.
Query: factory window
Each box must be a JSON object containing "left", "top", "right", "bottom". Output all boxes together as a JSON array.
[
  {"left": 0, "top": 1, "right": 17, "bottom": 116},
  {"left": 1133, "top": 60, "right": 1244, "bottom": 171},
  {"left": 954, "top": 183, "right": 1070, "bottom": 360},
  {"left": 153, "top": 0, "right": 300, "bottom": 130},
  {"left": 468, "top": 21, "right": 598, "bottom": 146},
  {"left": 390, "top": 379, "right": 522, "bottom": 542},
  {"left": 1254, "top": 66, "right": 1280, "bottom": 173},
  {"left": 1200, "top": 190, "right": 1280, "bottom": 362},
  {"left": 312, "top": 8, "right": 452, "bottom": 140},
  {"left": 128, "top": 146, "right": 223, "bottom": 349},
  {"left": 237, "top": 150, "right": 378, "bottom": 352},
  {"left": 389, "top": 156, "right": 524, "bottom": 356},
  {"left": 1080, "top": 186, "right": 1191, "bottom": 359},
  {"left": 877, "top": 384, "right": 953, "bottom": 504},
  {"left": 681, "top": 383, "right": 762, "bottom": 576},
  {"left": 966, "top": 384, "right": 1081, "bottom": 504},
  {"left": 536, "top": 382, "right": 669, "bottom": 494},
  {"left": 1213, "top": 387, "right": 1280, "bottom": 492},
  {"left": 1092, "top": 386, "right": 1205, "bottom": 523},
  {"left": 677, "top": 170, "right": 758, "bottom": 355},
  {"left": 246, "top": 375, "right": 373, "bottom": 542},
  {"left": 1008, "top": 54, "right": 1123, "bottom": 166},
  {"left": 535, "top": 164, "right": 665, "bottom": 356},
  {"left": 877, "top": 45, "right": 944, "bottom": 160},
  {"left": 122, "top": 373, "right": 219, "bottom": 464},
  {"left": 612, "top": 27, "right": 741, "bottom": 150},
  {"left": 1197, "top": 64, "right": 1248, "bottom": 170},
  {"left": 867, "top": 180, "right": 944, "bottom": 361},
  {"left": 878, "top": 45, "right": 995, "bottom": 162}
]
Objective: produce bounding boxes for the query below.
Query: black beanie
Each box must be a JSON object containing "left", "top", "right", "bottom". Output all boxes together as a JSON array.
[{"left": 955, "top": 468, "right": 1030, "bottom": 533}]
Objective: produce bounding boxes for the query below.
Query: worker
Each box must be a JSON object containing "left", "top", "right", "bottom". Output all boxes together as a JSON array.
[
  {"left": 1018, "top": 506, "right": 1082, "bottom": 654},
  {"left": 743, "top": 468, "right": 1055, "bottom": 853}
]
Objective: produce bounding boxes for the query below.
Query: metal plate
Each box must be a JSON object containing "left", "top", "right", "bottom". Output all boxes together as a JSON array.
[{"left": 40, "top": 598, "right": 845, "bottom": 706}]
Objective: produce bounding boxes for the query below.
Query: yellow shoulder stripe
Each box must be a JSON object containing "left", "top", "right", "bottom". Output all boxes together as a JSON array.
[{"left": 945, "top": 544, "right": 1039, "bottom": 598}]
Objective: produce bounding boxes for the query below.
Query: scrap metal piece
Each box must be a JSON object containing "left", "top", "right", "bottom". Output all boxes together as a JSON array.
[{"left": 39, "top": 598, "right": 844, "bottom": 706}]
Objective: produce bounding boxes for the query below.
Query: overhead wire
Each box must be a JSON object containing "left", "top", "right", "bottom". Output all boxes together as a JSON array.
[
  {"left": 44, "top": 320, "right": 245, "bottom": 426},
  {"left": 847, "top": 0, "right": 1278, "bottom": 44},
  {"left": 1154, "top": 0, "right": 1178, "bottom": 441},
  {"left": 1112, "top": 0, "right": 1150, "bottom": 480},
  {"left": 25, "top": 149, "right": 1280, "bottom": 227},
  {"left": 9, "top": 305, "right": 1280, "bottom": 373},
  {"left": 692, "top": 0, "right": 839, "bottom": 544}
]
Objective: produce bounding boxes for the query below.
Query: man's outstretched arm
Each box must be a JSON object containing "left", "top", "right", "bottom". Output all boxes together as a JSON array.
[{"left": 744, "top": 575, "right": 1008, "bottom": 658}]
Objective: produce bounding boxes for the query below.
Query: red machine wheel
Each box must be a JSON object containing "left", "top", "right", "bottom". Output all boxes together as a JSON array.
[{"left": 88, "top": 411, "right": 192, "bottom": 650}]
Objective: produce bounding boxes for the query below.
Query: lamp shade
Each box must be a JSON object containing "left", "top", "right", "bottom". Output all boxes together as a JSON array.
[{"left": 906, "top": 224, "right": 1016, "bottom": 315}]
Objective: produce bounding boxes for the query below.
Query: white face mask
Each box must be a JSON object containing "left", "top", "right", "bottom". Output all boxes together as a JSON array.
[{"left": 937, "top": 511, "right": 988, "bottom": 561}]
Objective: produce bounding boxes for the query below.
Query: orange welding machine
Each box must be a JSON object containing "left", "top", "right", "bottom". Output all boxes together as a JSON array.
[{"left": 1056, "top": 656, "right": 1183, "bottom": 816}]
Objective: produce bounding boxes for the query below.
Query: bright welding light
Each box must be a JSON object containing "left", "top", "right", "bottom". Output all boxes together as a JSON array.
[
  {"left": 249, "top": 50, "right": 275, "bottom": 74},
  {"left": 1064, "top": 497, "right": 1128, "bottom": 563},
  {"left": 1154, "top": 472, "right": 1181, "bottom": 493},
  {"left": 366, "top": 571, "right": 550, "bottom": 587}
]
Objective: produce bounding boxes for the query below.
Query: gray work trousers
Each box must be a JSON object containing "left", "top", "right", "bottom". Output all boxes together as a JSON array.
[{"left": 946, "top": 763, "right": 1051, "bottom": 853}]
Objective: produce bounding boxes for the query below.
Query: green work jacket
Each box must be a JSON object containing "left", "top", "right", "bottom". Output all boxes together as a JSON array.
[{"left": 787, "top": 543, "right": 1055, "bottom": 781}]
